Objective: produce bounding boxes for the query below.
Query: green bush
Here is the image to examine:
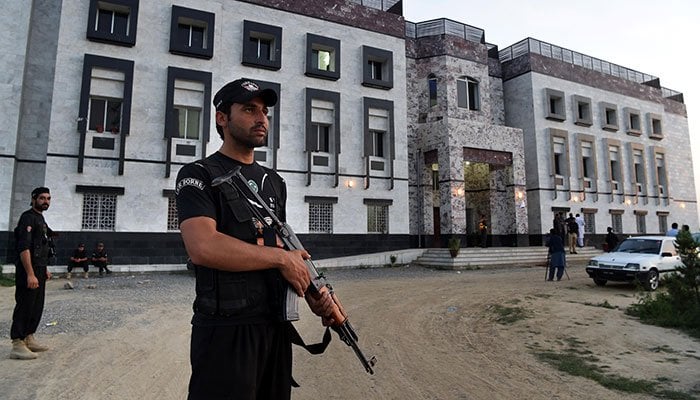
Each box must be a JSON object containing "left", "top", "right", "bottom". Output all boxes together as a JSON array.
[{"left": 626, "top": 230, "right": 700, "bottom": 338}]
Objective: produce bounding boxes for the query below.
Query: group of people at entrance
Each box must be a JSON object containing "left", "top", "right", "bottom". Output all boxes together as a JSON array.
[
  {"left": 66, "top": 242, "right": 111, "bottom": 279},
  {"left": 552, "top": 212, "right": 585, "bottom": 254}
]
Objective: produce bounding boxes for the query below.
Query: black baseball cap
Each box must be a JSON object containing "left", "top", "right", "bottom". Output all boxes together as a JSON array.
[
  {"left": 31, "top": 187, "right": 50, "bottom": 199},
  {"left": 213, "top": 78, "right": 277, "bottom": 111}
]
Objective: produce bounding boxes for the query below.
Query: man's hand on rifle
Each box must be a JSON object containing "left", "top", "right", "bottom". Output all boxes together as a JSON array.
[
  {"left": 278, "top": 249, "right": 312, "bottom": 297},
  {"left": 306, "top": 290, "right": 336, "bottom": 326}
]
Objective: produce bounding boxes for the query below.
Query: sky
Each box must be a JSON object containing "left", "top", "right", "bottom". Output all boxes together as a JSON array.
[{"left": 403, "top": 0, "right": 700, "bottom": 214}]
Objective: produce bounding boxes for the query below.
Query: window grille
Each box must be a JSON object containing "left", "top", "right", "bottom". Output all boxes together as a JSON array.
[
  {"left": 167, "top": 196, "right": 179, "bottom": 231},
  {"left": 309, "top": 203, "right": 333, "bottom": 233},
  {"left": 82, "top": 193, "right": 117, "bottom": 231},
  {"left": 367, "top": 204, "right": 389, "bottom": 233}
]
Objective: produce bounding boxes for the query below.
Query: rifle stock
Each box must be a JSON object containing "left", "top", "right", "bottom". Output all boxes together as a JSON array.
[{"left": 212, "top": 167, "right": 377, "bottom": 374}]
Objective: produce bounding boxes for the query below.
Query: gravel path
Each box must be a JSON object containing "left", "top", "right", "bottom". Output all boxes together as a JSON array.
[{"left": 0, "top": 265, "right": 444, "bottom": 338}]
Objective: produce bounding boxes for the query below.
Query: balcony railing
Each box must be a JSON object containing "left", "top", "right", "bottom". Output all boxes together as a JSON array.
[
  {"left": 405, "top": 18, "right": 485, "bottom": 44},
  {"left": 348, "top": 0, "right": 401, "bottom": 12},
  {"left": 499, "top": 38, "right": 683, "bottom": 102}
]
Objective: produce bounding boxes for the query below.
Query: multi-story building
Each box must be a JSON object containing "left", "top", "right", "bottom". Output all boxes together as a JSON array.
[
  {"left": 405, "top": 19, "right": 528, "bottom": 248},
  {"left": 1, "top": 0, "right": 410, "bottom": 264},
  {"left": 499, "top": 38, "right": 695, "bottom": 244},
  {"left": 2, "top": 0, "right": 696, "bottom": 267}
]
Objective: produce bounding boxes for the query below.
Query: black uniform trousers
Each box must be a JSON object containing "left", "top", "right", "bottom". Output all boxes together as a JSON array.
[
  {"left": 67, "top": 260, "right": 89, "bottom": 273},
  {"left": 188, "top": 321, "right": 293, "bottom": 400},
  {"left": 11, "top": 264, "right": 47, "bottom": 340}
]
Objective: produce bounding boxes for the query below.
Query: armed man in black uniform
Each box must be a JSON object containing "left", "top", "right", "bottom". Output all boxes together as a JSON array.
[
  {"left": 9, "top": 187, "right": 53, "bottom": 360},
  {"left": 176, "top": 78, "right": 335, "bottom": 399}
]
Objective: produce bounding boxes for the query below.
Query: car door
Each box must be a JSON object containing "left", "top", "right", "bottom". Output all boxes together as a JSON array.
[{"left": 658, "top": 239, "right": 682, "bottom": 272}]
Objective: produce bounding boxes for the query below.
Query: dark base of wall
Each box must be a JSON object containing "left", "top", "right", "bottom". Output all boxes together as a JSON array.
[
  {"left": 1, "top": 231, "right": 414, "bottom": 265},
  {"left": 1, "top": 231, "right": 611, "bottom": 266},
  {"left": 414, "top": 234, "right": 531, "bottom": 249}
]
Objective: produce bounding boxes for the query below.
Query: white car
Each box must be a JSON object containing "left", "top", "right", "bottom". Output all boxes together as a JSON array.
[{"left": 585, "top": 236, "right": 683, "bottom": 291}]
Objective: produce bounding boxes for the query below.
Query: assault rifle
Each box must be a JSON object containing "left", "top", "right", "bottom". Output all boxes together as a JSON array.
[{"left": 212, "top": 167, "right": 377, "bottom": 375}]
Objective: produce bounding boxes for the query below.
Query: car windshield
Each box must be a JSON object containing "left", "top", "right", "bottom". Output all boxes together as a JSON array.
[{"left": 615, "top": 239, "right": 662, "bottom": 254}]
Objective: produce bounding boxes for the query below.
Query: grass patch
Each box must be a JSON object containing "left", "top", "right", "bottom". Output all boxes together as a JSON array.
[
  {"left": 534, "top": 349, "right": 695, "bottom": 399},
  {"left": 491, "top": 304, "right": 530, "bottom": 324},
  {"left": 0, "top": 275, "right": 15, "bottom": 287}
]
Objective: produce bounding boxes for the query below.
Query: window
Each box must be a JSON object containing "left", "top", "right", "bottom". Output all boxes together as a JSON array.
[
  {"left": 76, "top": 55, "right": 134, "bottom": 175},
  {"left": 580, "top": 139, "right": 596, "bottom": 188},
  {"left": 648, "top": 113, "right": 663, "bottom": 139},
  {"left": 545, "top": 88, "right": 565, "bottom": 121},
  {"left": 624, "top": 107, "right": 642, "bottom": 135},
  {"left": 367, "top": 203, "right": 389, "bottom": 233},
  {"left": 82, "top": 193, "right": 117, "bottom": 231},
  {"left": 311, "top": 124, "right": 330, "bottom": 152},
  {"left": 635, "top": 212, "right": 647, "bottom": 234},
  {"left": 609, "top": 145, "right": 621, "bottom": 191},
  {"left": 86, "top": 0, "right": 139, "bottom": 46},
  {"left": 601, "top": 102, "right": 618, "bottom": 131},
  {"left": 305, "top": 34, "right": 340, "bottom": 80},
  {"left": 163, "top": 67, "right": 212, "bottom": 177},
  {"left": 611, "top": 213, "right": 623, "bottom": 234},
  {"left": 242, "top": 21, "right": 282, "bottom": 70},
  {"left": 362, "top": 45, "right": 393, "bottom": 90},
  {"left": 572, "top": 95, "right": 592, "bottom": 126},
  {"left": 89, "top": 98, "right": 122, "bottom": 133},
  {"left": 175, "top": 107, "right": 201, "bottom": 139},
  {"left": 431, "top": 163, "right": 439, "bottom": 191},
  {"left": 655, "top": 152, "right": 668, "bottom": 197},
  {"left": 167, "top": 195, "right": 179, "bottom": 231},
  {"left": 658, "top": 214, "right": 668, "bottom": 234},
  {"left": 583, "top": 211, "right": 595, "bottom": 234},
  {"left": 309, "top": 202, "right": 333, "bottom": 233},
  {"left": 550, "top": 132, "right": 568, "bottom": 186},
  {"left": 169, "top": 6, "right": 215, "bottom": 59},
  {"left": 371, "top": 130, "right": 385, "bottom": 157},
  {"left": 633, "top": 149, "right": 646, "bottom": 194},
  {"left": 428, "top": 74, "right": 437, "bottom": 107},
  {"left": 363, "top": 98, "right": 394, "bottom": 178},
  {"left": 306, "top": 89, "right": 340, "bottom": 173},
  {"left": 457, "top": 77, "right": 480, "bottom": 111}
]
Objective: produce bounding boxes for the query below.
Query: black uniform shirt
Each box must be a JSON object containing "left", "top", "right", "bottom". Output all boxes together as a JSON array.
[
  {"left": 72, "top": 249, "right": 88, "bottom": 259},
  {"left": 176, "top": 152, "right": 288, "bottom": 325},
  {"left": 176, "top": 152, "right": 286, "bottom": 234},
  {"left": 15, "top": 209, "right": 51, "bottom": 268}
]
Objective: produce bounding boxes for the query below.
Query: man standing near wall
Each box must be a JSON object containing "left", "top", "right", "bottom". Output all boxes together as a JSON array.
[
  {"left": 575, "top": 213, "right": 585, "bottom": 247},
  {"left": 565, "top": 213, "right": 578, "bottom": 254},
  {"left": 9, "top": 187, "right": 53, "bottom": 360}
]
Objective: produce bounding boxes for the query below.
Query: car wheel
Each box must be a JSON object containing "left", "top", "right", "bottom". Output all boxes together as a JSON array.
[
  {"left": 644, "top": 269, "right": 659, "bottom": 291},
  {"left": 593, "top": 278, "right": 607, "bottom": 287}
]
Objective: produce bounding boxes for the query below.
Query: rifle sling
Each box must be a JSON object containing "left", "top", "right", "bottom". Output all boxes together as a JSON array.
[{"left": 288, "top": 323, "right": 332, "bottom": 387}]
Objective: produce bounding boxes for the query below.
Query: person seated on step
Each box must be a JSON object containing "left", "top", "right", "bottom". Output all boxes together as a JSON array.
[
  {"left": 91, "top": 242, "right": 111, "bottom": 277},
  {"left": 66, "top": 243, "right": 89, "bottom": 279}
]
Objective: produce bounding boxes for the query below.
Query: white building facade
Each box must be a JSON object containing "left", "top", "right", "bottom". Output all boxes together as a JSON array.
[{"left": 2, "top": 0, "right": 696, "bottom": 265}]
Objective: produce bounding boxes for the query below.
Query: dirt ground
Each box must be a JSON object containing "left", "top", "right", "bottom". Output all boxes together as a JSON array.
[{"left": 1, "top": 264, "right": 699, "bottom": 400}]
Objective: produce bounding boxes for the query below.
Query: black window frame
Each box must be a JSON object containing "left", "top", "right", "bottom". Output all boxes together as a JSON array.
[
  {"left": 242, "top": 20, "right": 282, "bottom": 70},
  {"left": 86, "top": 0, "right": 139, "bottom": 47},
  {"left": 305, "top": 33, "right": 340, "bottom": 81},
  {"left": 169, "top": 5, "right": 215, "bottom": 59},
  {"left": 362, "top": 45, "right": 393, "bottom": 90}
]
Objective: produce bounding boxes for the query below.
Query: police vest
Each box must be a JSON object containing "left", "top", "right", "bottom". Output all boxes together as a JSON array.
[{"left": 191, "top": 157, "right": 288, "bottom": 323}]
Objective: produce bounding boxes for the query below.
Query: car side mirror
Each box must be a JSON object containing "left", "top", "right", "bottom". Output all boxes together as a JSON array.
[{"left": 661, "top": 252, "right": 673, "bottom": 257}]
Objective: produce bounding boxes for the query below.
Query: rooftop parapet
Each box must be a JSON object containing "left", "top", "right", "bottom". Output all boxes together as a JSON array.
[
  {"left": 405, "top": 18, "right": 485, "bottom": 44},
  {"left": 349, "top": 0, "right": 403, "bottom": 14},
  {"left": 499, "top": 37, "right": 683, "bottom": 103}
]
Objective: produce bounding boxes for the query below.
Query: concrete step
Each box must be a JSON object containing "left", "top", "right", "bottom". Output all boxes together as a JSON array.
[{"left": 412, "top": 246, "right": 602, "bottom": 269}]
